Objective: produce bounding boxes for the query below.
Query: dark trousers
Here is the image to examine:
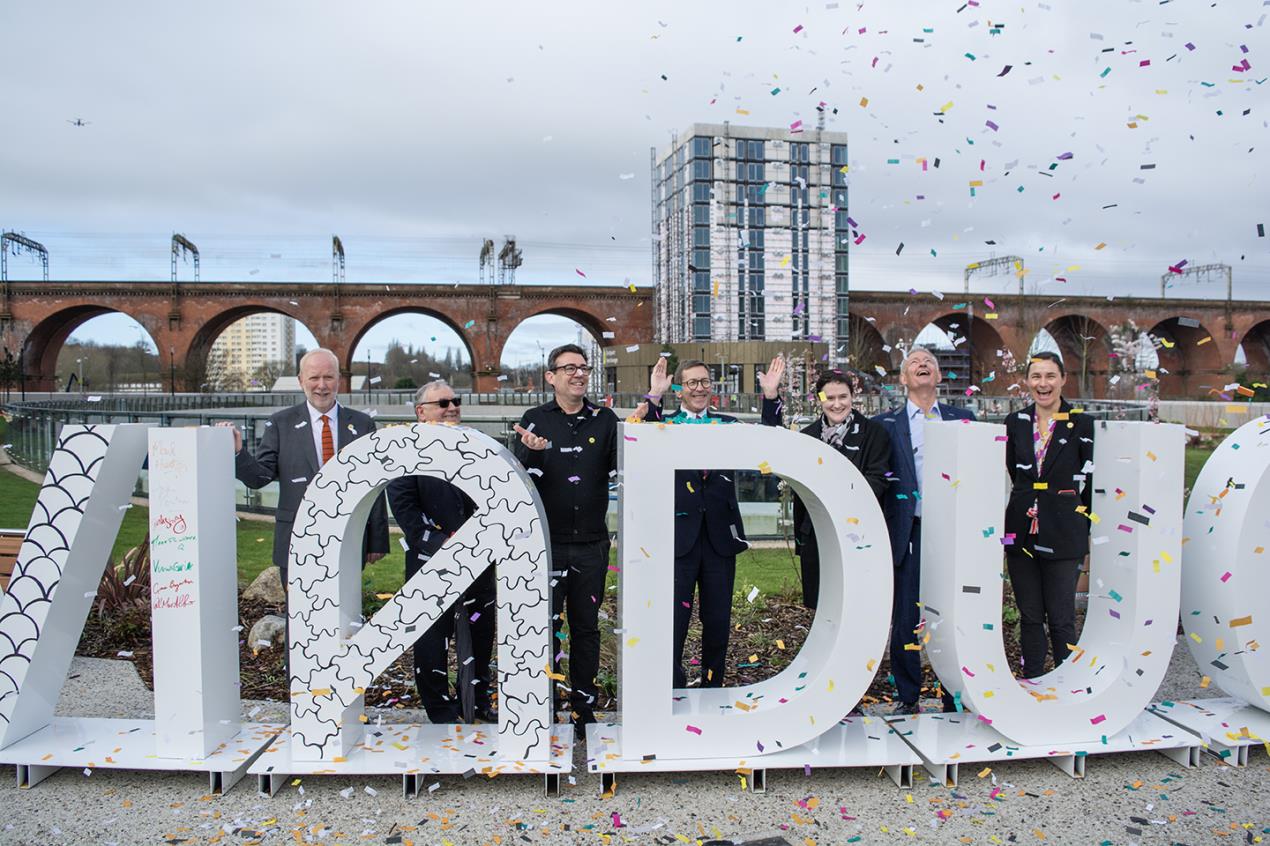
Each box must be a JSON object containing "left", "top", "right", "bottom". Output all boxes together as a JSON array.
[
  {"left": 1006, "top": 554, "right": 1081, "bottom": 679},
  {"left": 410, "top": 566, "right": 497, "bottom": 723},
  {"left": 890, "top": 519, "right": 924, "bottom": 704},
  {"left": 798, "top": 535, "right": 820, "bottom": 610},
  {"left": 890, "top": 518, "right": 956, "bottom": 708},
  {"left": 673, "top": 533, "right": 738, "bottom": 688},
  {"left": 550, "top": 538, "right": 610, "bottom": 722}
]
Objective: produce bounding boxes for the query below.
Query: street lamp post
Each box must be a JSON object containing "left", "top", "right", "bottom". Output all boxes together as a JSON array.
[
  {"left": 537, "top": 341, "right": 546, "bottom": 398},
  {"left": 76, "top": 357, "right": 84, "bottom": 396},
  {"left": 169, "top": 346, "right": 175, "bottom": 396}
]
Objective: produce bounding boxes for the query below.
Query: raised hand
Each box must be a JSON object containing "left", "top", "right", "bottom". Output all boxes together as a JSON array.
[
  {"left": 513, "top": 423, "right": 550, "bottom": 451},
  {"left": 215, "top": 420, "right": 243, "bottom": 454},
  {"left": 758, "top": 355, "right": 786, "bottom": 400},
  {"left": 627, "top": 400, "right": 650, "bottom": 423},
  {"left": 648, "top": 356, "right": 673, "bottom": 397}
]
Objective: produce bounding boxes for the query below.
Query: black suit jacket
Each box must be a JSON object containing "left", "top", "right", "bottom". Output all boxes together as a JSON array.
[
  {"left": 235, "top": 402, "right": 390, "bottom": 570},
  {"left": 646, "top": 403, "right": 750, "bottom": 559},
  {"left": 1003, "top": 399, "right": 1095, "bottom": 560},
  {"left": 387, "top": 474, "right": 476, "bottom": 578},
  {"left": 760, "top": 399, "right": 892, "bottom": 546}
]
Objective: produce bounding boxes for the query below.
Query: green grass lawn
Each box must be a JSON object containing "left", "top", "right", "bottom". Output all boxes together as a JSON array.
[
  {"left": 1184, "top": 445, "right": 1216, "bottom": 494},
  {"left": 0, "top": 438, "right": 1224, "bottom": 602},
  {"left": 0, "top": 467, "right": 407, "bottom": 595}
]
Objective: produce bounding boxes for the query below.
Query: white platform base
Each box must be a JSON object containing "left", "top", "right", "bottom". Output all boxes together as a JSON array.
[
  {"left": 886, "top": 709, "right": 1202, "bottom": 787},
  {"left": 248, "top": 723, "right": 574, "bottom": 798},
  {"left": 0, "top": 718, "right": 282, "bottom": 794},
  {"left": 586, "top": 716, "right": 922, "bottom": 793},
  {"left": 1150, "top": 698, "right": 1270, "bottom": 767}
]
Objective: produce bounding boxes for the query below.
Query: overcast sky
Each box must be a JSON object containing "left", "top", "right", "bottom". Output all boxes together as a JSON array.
[{"left": 3, "top": 0, "right": 1266, "bottom": 365}]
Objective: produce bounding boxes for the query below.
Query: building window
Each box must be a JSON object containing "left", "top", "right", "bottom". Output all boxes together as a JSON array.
[
  {"left": 692, "top": 136, "right": 713, "bottom": 158},
  {"left": 692, "top": 183, "right": 712, "bottom": 203},
  {"left": 790, "top": 141, "right": 810, "bottom": 163},
  {"left": 832, "top": 144, "right": 850, "bottom": 356},
  {"left": 692, "top": 159, "right": 712, "bottom": 180}
]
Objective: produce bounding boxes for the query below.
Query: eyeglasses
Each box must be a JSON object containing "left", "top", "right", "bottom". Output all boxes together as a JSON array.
[
  {"left": 419, "top": 397, "right": 462, "bottom": 409},
  {"left": 682, "top": 378, "right": 713, "bottom": 390},
  {"left": 550, "top": 363, "right": 593, "bottom": 376}
]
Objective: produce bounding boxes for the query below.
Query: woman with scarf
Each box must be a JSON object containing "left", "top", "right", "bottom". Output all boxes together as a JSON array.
[
  {"left": 759, "top": 356, "right": 891, "bottom": 609},
  {"left": 1004, "top": 350, "right": 1094, "bottom": 678}
]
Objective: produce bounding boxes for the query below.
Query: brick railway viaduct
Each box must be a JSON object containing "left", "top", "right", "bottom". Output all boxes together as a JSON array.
[{"left": 1, "top": 280, "right": 1266, "bottom": 397}]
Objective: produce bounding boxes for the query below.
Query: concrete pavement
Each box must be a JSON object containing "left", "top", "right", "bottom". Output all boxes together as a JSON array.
[{"left": 0, "top": 640, "right": 1265, "bottom": 845}]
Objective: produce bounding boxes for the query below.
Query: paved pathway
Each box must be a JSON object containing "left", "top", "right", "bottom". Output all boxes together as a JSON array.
[{"left": 0, "top": 641, "right": 1265, "bottom": 845}]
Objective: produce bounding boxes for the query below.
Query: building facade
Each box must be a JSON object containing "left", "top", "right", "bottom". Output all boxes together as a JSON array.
[
  {"left": 208, "top": 312, "right": 296, "bottom": 389},
  {"left": 652, "top": 123, "right": 849, "bottom": 358}
]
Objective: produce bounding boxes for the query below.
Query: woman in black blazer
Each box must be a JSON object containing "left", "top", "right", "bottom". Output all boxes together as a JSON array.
[
  {"left": 759, "top": 357, "right": 892, "bottom": 609},
  {"left": 1004, "top": 351, "right": 1095, "bottom": 678}
]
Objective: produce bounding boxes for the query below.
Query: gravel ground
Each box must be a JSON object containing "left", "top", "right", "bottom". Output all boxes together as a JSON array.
[{"left": 0, "top": 641, "right": 1266, "bottom": 846}]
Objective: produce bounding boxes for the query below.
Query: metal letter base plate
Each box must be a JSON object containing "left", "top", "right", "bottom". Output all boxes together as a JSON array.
[
  {"left": 248, "top": 722, "right": 574, "bottom": 798},
  {"left": 1, "top": 718, "right": 282, "bottom": 794},
  {"left": 884, "top": 708, "right": 1203, "bottom": 787},
  {"left": 1150, "top": 698, "right": 1270, "bottom": 767},
  {"left": 587, "top": 716, "right": 921, "bottom": 795}
]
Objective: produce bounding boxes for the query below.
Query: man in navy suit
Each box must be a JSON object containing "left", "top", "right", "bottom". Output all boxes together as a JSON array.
[
  {"left": 646, "top": 357, "right": 750, "bottom": 688},
  {"left": 873, "top": 347, "right": 975, "bottom": 714}
]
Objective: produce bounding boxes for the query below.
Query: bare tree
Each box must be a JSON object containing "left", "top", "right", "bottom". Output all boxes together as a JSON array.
[
  {"left": 1047, "top": 314, "right": 1103, "bottom": 397},
  {"left": 251, "top": 359, "right": 290, "bottom": 391}
]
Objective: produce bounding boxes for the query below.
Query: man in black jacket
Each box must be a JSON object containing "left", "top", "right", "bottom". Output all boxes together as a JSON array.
[
  {"left": 387, "top": 380, "right": 496, "bottom": 724},
  {"left": 513, "top": 344, "right": 648, "bottom": 735},
  {"left": 645, "top": 357, "right": 750, "bottom": 688}
]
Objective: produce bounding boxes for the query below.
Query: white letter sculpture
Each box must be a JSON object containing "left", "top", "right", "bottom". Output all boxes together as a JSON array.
[
  {"left": 286, "top": 424, "right": 553, "bottom": 764},
  {"left": 924, "top": 419, "right": 1184, "bottom": 745},
  {"left": 147, "top": 427, "right": 242, "bottom": 758},
  {"left": 1181, "top": 415, "right": 1270, "bottom": 710},
  {"left": 0, "top": 425, "right": 149, "bottom": 749},
  {"left": 617, "top": 422, "right": 892, "bottom": 759}
]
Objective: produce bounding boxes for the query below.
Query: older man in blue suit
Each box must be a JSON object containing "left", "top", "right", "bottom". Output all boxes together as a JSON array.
[{"left": 873, "top": 346, "right": 975, "bottom": 715}]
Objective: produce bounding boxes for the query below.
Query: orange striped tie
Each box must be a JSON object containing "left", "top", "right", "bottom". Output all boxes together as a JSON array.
[{"left": 320, "top": 414, "right": 335, "bottom": 464}]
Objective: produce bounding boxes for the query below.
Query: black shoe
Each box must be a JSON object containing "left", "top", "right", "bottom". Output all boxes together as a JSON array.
[
  {"left": 572, "top": 711, "right": 597, "bottom": 741},
  {"left": 472, "top": 705, "right": 498, "bottom": 724},
  {"left": 893, "top": 701, "right": 920, "bottom": 716},
  {"left": 426, "top": 709, "right": 461, "bottom": 725}
]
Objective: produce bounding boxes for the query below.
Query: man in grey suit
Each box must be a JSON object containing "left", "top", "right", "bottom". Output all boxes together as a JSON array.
[{"left": 223, "top": 348, "right": 389, "bottom": 580}]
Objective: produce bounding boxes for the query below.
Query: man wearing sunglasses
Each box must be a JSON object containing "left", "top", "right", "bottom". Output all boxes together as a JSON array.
[
  {"left": 386, "top": 380, "right": 497, "bottom": 724},
  {"left": 512, "top": 343, "right": 649, "bottom": 737},
  {"left": 645, "top": 357, "right": 749, "bottom": 689}
]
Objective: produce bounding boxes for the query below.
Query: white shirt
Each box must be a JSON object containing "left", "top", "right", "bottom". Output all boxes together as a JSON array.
[
  {"left": 907, "top": 399, "right": 941, "bottom": 518},
  {"left": 308, "top": 401, "right": 341, "bottom": 463}
]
